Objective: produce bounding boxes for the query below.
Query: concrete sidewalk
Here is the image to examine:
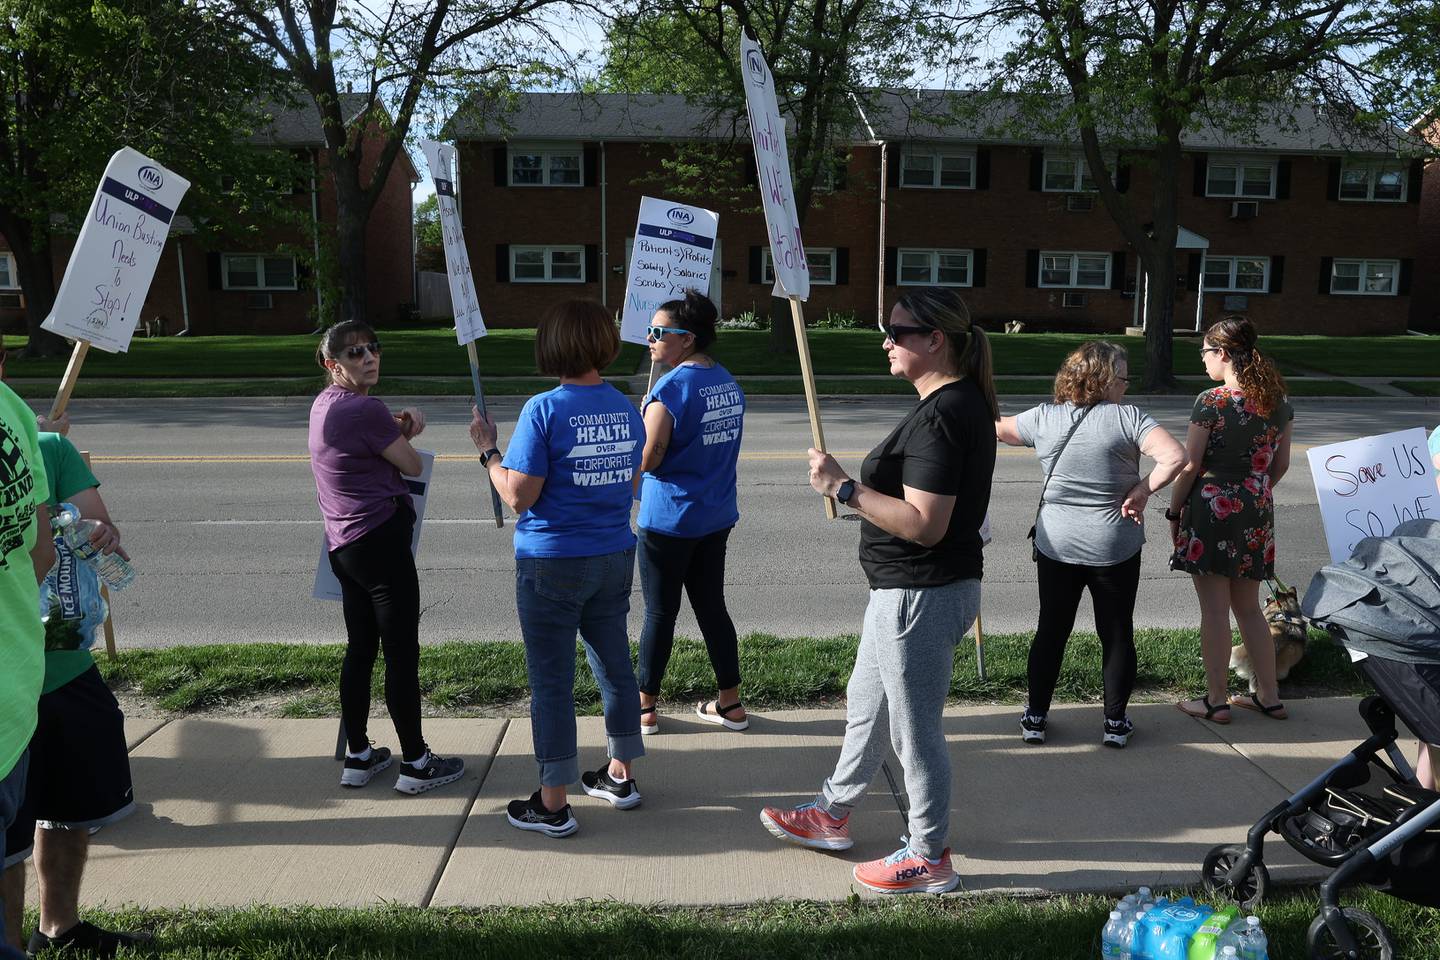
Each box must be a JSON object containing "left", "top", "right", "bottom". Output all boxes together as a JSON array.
[{"left": 43, "top": 698, "right": 1395, "bottom": 909}]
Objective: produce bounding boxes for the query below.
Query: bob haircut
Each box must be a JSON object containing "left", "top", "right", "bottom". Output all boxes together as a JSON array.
[
  {"left": 534, "top": 299, "right": 620, "bottom": 378},
  {"left": 1052, "top": 340, "right": 1128, "bottom": 406}
]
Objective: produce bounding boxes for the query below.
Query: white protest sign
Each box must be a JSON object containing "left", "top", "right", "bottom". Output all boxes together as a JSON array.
[
  {"left": 740, "top": 33, "right": 809, "bottom": 301},
  {"left": 313, "top": 449, "right": 436, "bottom": 601},
  {"left": 43, "top": 148, "right": 190, "bottom": 353},
  {"left": 1307, "top": 427, "right": 1437, "bottom": 564},
  {"left": 418, "top": 140, "right": 486, "bottom": 345},
  {"left": 620, "top": 197, "right": 720, "bottom": 346}
]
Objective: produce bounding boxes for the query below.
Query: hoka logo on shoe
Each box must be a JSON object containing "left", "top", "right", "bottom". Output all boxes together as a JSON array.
[{"left": 895, "top": 865, "right": 929, "bottom": 881}]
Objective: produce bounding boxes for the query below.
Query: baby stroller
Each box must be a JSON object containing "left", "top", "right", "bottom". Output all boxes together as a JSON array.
[{"left": 1199, "top": 518, "right": 1440, "bottom": 960}]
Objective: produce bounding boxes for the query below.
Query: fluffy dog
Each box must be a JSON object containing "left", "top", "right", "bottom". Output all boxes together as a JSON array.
[{"left": 1232, "top": 580, "right": 1308, "bottom": 690}]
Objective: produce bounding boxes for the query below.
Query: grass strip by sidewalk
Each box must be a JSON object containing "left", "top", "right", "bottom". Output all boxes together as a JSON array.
[
  {"left": 98, "top": 629, "right": 1367, "bottom": 715},
  {"left": 48, "top": 889, "right": 1440, "bottom": 959},
  {"left": 1395, "top": 380, "right": 1440, "bottom": 397}
]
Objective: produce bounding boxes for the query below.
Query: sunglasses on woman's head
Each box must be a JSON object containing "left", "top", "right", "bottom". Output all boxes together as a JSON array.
[
  {"left": 646, "top": 325, "right": 691, "bottom": 341},
  {"left": 342, "top": 341, "right": 382, "bottom": 359}
]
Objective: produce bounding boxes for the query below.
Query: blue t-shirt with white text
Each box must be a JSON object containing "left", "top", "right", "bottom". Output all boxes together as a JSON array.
[
  {"left": 639, "top": 362, "right": 744, "bottom": 537},
  {"left": 505, "top": 383, "right": 645, "bottom": 559}
]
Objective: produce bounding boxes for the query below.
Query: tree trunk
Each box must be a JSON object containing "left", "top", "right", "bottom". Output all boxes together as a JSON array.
[
  {"left": 1, "top": 212, "right": 67, "bottom": 357},
  {"left": 1141, "top": 245, "right": 1179, "bottom": 393},
  {"left": 330, "top": 168, "right": 368, "bottom": 327},
  {"left": 768, "top": 292, "right": 797, "bottom": 354}
]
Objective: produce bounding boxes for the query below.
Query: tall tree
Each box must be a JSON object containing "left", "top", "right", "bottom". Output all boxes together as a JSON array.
[
  {"left": 225, "top": 0, "right": 571, "bottom": 327},
  {"left": 947, "top": 0, "right": 1427, "bottom": 390},
  {"left": 0, "top": 0, "right": 288, "bottom": 355},
  {"left": 602, "top": 0, "right": 955, "bottom": 354}
]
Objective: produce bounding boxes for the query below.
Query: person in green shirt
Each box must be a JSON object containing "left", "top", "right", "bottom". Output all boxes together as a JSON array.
[
  {"left": 0, "top": 336, "right": 139, "bottom": 958},
  {"left": 0, "top": 334, "right": 54, "bottom": 960}
]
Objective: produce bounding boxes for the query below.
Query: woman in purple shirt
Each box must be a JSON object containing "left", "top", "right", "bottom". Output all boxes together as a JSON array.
[{"left": 308, "top": 320, "right": 463, "bottom": 795}]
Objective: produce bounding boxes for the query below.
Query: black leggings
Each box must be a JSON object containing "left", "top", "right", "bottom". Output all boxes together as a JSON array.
[
  {"left": 636, "top": 525, "right": 741, "bottom": 695},
  {"left": 1028, "top": 550, "right": 1142, "bottom": 722},
  {"left": 329, "top": 504, "right": 425, "bottom": 760}
]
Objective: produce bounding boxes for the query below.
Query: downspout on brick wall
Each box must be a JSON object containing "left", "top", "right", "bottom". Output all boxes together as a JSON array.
[
  {"left": 600, "top": 141, "right": 608, "bottom": 308},
  {"left": 174, "top": 242, "right": 191, "bottom": 335}
]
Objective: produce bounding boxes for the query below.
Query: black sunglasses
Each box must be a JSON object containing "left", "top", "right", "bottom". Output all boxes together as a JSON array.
[
  {"left": 342, "top": 341, "right": 382, "bottom": 359},
  {"left": 878, "top": 320, "right": 932, "bottom": 341}
]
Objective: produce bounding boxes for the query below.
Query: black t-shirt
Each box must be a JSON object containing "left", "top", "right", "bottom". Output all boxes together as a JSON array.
[{"left": 858, "top": 379, "right": 996, "bottom": 589}]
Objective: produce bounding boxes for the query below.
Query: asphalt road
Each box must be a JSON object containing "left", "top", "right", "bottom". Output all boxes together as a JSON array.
[{"left": 37, "top": 393, "right": 1440, "bottom": 648}]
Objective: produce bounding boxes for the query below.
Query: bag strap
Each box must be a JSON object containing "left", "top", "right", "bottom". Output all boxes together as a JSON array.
[{"left": 1032, "top": 404, "right": 1094, "bottom": 529}]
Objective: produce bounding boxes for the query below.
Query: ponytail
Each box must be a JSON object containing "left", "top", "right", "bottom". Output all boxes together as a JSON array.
[
  {"left": 895, "top": 286, "right": 998, "bottom": 419},
  {"left": 964, "top": 325, "right": 999, "bottom": 421}
]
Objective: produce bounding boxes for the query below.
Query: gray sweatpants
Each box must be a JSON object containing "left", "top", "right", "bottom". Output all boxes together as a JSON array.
[{"left": 817, "top": 578, "right": 980, "bottom": 860}]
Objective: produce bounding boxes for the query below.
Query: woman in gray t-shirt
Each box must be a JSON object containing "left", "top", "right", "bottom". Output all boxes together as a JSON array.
[{"left": 996, "top": 342, "right": 1186, "bottom": 748}]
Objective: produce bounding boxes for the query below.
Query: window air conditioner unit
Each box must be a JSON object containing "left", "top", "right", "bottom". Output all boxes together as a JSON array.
[
  {"left": 1230, "top": 200, "right": 1259, "bottom": 220},
  {"left": 0, "top": 292, "right": 22, "bottom": 309},
  {"left": 245, "top": 292, "right": 274, "bottom": 310},
  {"left": 1066, "top": 194, "right": 1094, "bottom": 212},
  {"left": 1062, "top": 292, "right": 1087, "bottom": 308}
]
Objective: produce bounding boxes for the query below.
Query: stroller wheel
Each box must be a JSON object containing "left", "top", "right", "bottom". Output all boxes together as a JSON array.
[
  {"left": 1306, "top": 907, "right": 1394, "bottom": 960},
  {"left": 1200, "top": 843, "right": 1270, "bottom": 909}
]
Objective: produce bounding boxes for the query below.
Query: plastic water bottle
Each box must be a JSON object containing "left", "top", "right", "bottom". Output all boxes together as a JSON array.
[
  {"left": 1101, "top": 910, "right": 1127, "bottom": 959},
  {"left": 1236, "top": 917, "right": 1268, "bottom": 960},
  {"left": 52, "top": 502, "right": 135, "bottom": 591},
  {"left": 1128, "top": 911, "right": 1153, "bottom": 960},
  {"left": 1221, "top": 948, "right": 1238, "bottom": 960}
]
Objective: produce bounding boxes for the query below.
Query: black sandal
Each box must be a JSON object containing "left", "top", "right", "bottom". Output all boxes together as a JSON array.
[
  {"left": 640, "top": 704, "right": 659, "bottom": 735},
  {"left": 1177, "top": 695, "right": 1232, "bottom": 724},
  {"left": 695, "top": 699, "right": 750, "bottom": 731},
  {"left": 1230, "top": 692, "right": 1288, "bottom": 720}
]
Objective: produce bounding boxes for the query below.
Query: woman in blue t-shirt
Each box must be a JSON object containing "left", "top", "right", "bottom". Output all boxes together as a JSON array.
[
  {"left": 634, "top": 291, "right": 747, "bottom": 735},
  {"left": 469, "top": 300, "right": 647, "bottom": 838}
]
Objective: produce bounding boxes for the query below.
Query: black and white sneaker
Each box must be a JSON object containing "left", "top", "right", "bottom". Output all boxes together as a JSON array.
[
  {"left": 506, "top": 790, "right": 579, "bottom": 838},
  {"left": 28, "top": 920, "right": 150, "bottom": 958},
  {"left": 1103, "top": 717, "right": 1135, "bottom": 749},
  {"left": 581, "top": 763, "right": 643, "bottom": 810},
  {"left": 394, "top": 750, "right": 465, "bottom": 795},
  {"left": 340, "top": 745, "right": 393, "bottom": 788},
  {"left": 1020, "top": 712, "right": 1047, "bottom": 745}
]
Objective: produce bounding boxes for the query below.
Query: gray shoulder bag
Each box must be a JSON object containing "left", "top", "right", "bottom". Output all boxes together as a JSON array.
[{"left": 1027, "top": 405, "right": 1093, "bottom": 562}]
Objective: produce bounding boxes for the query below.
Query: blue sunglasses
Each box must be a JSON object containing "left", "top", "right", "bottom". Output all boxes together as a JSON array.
[{"left": 646, "top": 325, "right": 692, "bottom": 341}]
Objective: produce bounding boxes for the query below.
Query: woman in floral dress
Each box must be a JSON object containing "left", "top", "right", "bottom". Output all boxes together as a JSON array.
[{"left": 1167, "top": 316, "right": 1294, "bottom": 723}]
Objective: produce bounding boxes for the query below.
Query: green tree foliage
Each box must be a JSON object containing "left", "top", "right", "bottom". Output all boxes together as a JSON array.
[
  {"left": 946, "top": 0, "right": 1433, "bottom": 389},
  {"left": 225, "top": 0, "right": 574, "bottom": 328},
  {"left": 600, "top": 0, "right": 959, "bottom": 352},
  {"left": 0, "top": 0, "right": 294, "bottom": 355},
  {"left": 414, "top": 195, "right": 445, "bottom": 272}
]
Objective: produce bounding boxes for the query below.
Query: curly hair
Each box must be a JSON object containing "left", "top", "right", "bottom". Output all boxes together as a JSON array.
[
  {"left": 1052, "top": 341, "right": 1128, "bottom": 406},
  {"left": 1205, "top": 315, "right": 1286, "bottom": 417}
]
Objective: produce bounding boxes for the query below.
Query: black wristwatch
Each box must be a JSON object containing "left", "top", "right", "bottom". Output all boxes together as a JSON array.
[
  {"left": 836, "top": 479, "right": 857, "bottom": 505},
  {"left": 479, "top": 447, "right": 502, "bottom": 468},
  {"left": 1164, "top": 507, "right": 1182, "bottom": 521}
]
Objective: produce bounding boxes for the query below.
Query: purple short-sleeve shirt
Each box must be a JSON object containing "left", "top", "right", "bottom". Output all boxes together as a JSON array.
[{"left": 308, "top": 385, "right": 407, "bottom": 550}]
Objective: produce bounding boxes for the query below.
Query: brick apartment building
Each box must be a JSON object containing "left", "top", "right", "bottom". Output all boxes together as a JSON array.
[
  {"left": 447, "top": 92, "right": 1423, "bottom": 335},
  {"left": 0, "top": 93, "right": 418, "bottom": 337}
]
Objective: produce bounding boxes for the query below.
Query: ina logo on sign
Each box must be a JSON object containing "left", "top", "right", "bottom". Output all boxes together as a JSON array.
[
  {"left": 666, "top": 207, "right": 694, "bottom": 226},
  {"left": 745, "top": 50, "right": 767, "bottom": 86},
  {"left": 137, "top": 166, "right": 164, "bottom": 191}
]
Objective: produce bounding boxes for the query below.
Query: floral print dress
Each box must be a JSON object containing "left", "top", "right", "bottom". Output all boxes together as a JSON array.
[{"left": 1170, "top": 386, "right": 1293, "bottom": 580}]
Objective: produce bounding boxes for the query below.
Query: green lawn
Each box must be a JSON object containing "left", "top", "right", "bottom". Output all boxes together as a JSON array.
[
  {"left": 98, "top": 630, "right": 1366, "bottom": 715},
  {"left": 2, "top": 330, "right": 647, "bottom": 379},
  {"left": 1282, "top": 379, "right": 1381, "bottom": 397},
  {"left": 5, "top": 377, "right": 629, "bottom": 400},
  {"left": 1395, "top": 380, "right": 1440, "bottom": 397},
  {"left": 41, "top": 890, "right": 1440, "bottom": 959},
  {"left": 1261, "top": 336, "right": 1440, "bottom": 378}
]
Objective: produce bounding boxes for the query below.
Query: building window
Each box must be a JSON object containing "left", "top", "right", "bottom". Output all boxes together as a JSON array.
[
  {"left": 222, "top": 254, "right": 298, "bottom": 290},
  {"left": 901, "top": 148, "right": 976, "bottom": 189},
  {"left": 510, "top": 245, "right": 585, "bottom": 283},
  {"left": 897, "top": 249, "right": 972, "bottom": 286},
  {"left": 1339, "top": 160, "right": 1408, "bottom": 202},
  {"left": 1202, "top": 256, "right": 1270, "bottom": 293},
  {"left": 1042, "top": 151, "right": 1101, "bottom": 192},
  {"left": 509, "top": 144, "right": 583, "bottom": 187},
  {"left": 1039, "top": 251, "right": 1110, "bottom": 289},
  {"left": 1205, "top": 156, "right": 1276, "bottom": 198},
  {"left": 0, "top": 253, "right": 15, "bottom": 289},
  {"left": 1330, "top": 258, "right": 1399, "bottom": 296},
  {"left": 764, "top": 248, "right": 835, "bottom": 284}
]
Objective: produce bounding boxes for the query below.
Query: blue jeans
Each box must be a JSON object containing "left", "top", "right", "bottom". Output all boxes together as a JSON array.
[
  {"left": 516, "top": 548, "right": 644, "bottom": 787},
  {"left": 1, "top": 752, "right": 30, "bottom": 960}
]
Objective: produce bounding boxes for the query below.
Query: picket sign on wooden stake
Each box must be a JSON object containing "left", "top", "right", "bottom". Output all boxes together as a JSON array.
[
  {"left": 973, "top": 612, "right": 986, "bottom": 681},
  {"left": 466, "top": 340, "right": 504, "bottom": 528},
  {"left": 787, "top": 297, "right": 836, "bottom": 519},
  {"left": 48, "top": 341, "right": 91, "bottom": 423}
]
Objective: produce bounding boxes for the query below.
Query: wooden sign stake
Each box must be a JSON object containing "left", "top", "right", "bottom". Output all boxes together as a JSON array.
[
  {"left": 49, "top": 340, "right": 90, "bottom": 423},
  {"left": 788, "top": 296, "right": 836, "bottom": 519},
  {"left": 643, "top": 358, "right": 667, "bottom": 401},
  {"left": 973, "top": 611, "right": 986, "bottom": 681},
  {"left": 466, "top": 341, "right": 504, "bottom": 528}
]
